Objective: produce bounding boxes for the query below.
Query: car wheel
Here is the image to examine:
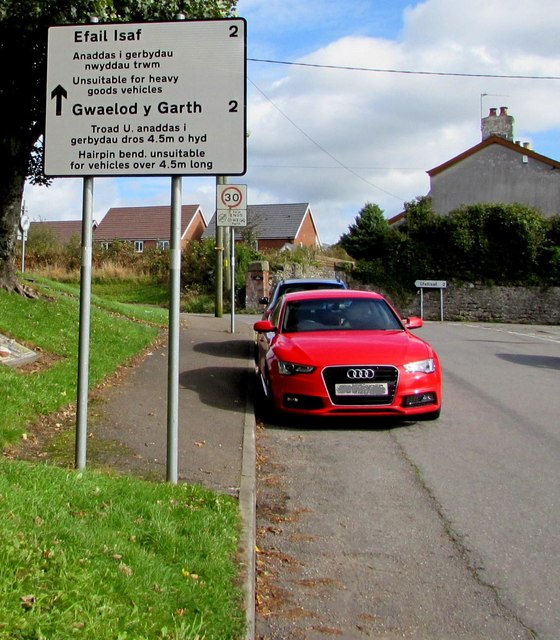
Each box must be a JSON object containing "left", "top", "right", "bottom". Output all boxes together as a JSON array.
[
  {"left": 255, "top": 368, "right": 278, "bottom": 423},
  {"left": 254, "top": 367, "right": 273, "bottom": 418},
  {"left": 263, "top": 369, "right": 275, "bottom": 402}
]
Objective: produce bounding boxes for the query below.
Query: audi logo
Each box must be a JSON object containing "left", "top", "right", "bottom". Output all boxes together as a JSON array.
[{"left": 347, "top": 368, "right": 375, "bottom": 379}]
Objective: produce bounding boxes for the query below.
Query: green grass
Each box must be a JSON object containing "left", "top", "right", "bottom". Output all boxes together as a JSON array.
[
  {"left": 0, "top": 280, "right": 163, "bottom": 447},
  {"left": 0, "top": 277, "right": 246, "bottom": 639},
  {"left": 0, "top": 460, "right": 244, "bottom": 640},
  {"left": 92, "top": 279, "right": 170, "bottom": 307},
  {"left": 27, "top": 275, "right": 170, "bottom": 325}
]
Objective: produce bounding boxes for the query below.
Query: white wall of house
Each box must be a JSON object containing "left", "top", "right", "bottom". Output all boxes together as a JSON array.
[{"left": 430, "top": 144, "right": 560, "bottom": 218}]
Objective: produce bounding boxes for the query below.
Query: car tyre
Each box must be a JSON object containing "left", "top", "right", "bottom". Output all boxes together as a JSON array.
[{"left": 254, "top": 368, "right": 278, "bottom": 423}]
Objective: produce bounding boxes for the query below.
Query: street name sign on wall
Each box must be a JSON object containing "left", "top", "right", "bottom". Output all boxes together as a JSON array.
[
  {"left": 216, "top": 183, "right": 247, "bottom": 226},
  {"left": 415, "top": 280, "right": 447, "bottom": 288},
  {"left": 44, "top": 19, "right": 246, "bottom": 177},
  {"left": 415, "top": 279, "right": 447, "bottom": 321}
]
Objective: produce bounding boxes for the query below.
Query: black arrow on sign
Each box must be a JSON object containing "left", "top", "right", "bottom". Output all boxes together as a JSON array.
[{"left": 51, "top": 85, "right": 67, "bottom": 116}]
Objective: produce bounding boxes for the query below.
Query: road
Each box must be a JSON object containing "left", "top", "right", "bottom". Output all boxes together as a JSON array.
[{"left": 255, "top": 322, "right": 560, "bottom": 639}]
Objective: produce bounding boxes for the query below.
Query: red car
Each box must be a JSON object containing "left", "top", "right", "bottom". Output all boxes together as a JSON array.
[{"left": 253, "top": 289, "right": 442, "bottom": 420}]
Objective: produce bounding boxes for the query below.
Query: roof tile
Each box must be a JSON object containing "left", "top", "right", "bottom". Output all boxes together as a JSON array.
[{"left": 94, "top": 205, "right": 204, "bottom": 241}]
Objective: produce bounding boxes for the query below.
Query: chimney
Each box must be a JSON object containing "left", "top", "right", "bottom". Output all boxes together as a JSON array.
[{"left": 481, "top": 106, "right": 514, "bottom": 142}]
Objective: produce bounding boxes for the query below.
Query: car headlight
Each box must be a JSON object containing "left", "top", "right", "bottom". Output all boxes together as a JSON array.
[
  {"left": 403, "top": 358, "right": 436, "bottom": 374},
  {"left": 277, "top": 361, "right": 315, "bottom": 375}
]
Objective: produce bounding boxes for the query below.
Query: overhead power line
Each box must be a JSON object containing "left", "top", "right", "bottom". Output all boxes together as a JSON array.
[
  {"left": 248, "top": 57, "right": 560, "bottom": 81},
  {"left": 249, "top": 78, "right": 405, "bottom": 201}
]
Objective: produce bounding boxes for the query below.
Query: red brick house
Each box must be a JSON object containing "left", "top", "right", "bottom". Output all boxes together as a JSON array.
[
  {"left": 28, "top": 220, "right": 85, "bottom": 244},
  {"left": 203, "top": 203, "right": 321, "bottom": 249},
  {"left": 94, "top": 205, "right": 206, "bottom": 252}
]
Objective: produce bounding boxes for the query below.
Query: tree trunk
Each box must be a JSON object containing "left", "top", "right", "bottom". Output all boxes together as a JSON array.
[{"left": 0, "top": 167, "right": 26, "bottom": 293}]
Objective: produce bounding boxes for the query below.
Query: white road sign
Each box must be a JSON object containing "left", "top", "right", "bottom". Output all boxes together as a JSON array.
[
  {"left": 44, "top": 19, "right": 246, "bottom": 177},
  {"left": 217, "top": 183, "right": 247, "bottom": 226},
  {"left": 19, "top": 214, "right": 31, "bottom": 233},
  {"left": 415, "top": 280, "right": 447, "bottom": 288}
]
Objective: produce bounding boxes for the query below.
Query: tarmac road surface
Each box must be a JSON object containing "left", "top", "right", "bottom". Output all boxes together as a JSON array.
[
  {"left": 256, "top": 421, "right": 536, "bottom": 639},
  {"left": 256, "top": 322, "right": 560, "bottom": 639}
]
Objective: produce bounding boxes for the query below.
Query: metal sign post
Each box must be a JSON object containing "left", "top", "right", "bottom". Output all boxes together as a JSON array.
[
  {"left": 75, "top": 177, "right": 94, "bottom": 470},
  {"left": 414, "top": 280, "right": 447, "bottom": 321},
  {"left": 45, "top": 19, "right": 246, "bottom": 478},
  {"left": 167, "top": 176, "right": 182, "bottom": 483},
  {"left": 216, "top": 184, "right": 247, "bottom": 333},
  {"left": 230, "top": 226, "right": 236, "bottom": 333}
]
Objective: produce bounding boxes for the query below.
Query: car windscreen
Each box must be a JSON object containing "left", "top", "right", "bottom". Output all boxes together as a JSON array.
[{"left": 282, "top": 298, "right": 402, "bottom": 332}]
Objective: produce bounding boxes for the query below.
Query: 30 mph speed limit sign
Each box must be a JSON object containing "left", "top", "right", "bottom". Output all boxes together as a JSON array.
[{"left": 217, "top": 184, "right": 247, "bottom": 226}]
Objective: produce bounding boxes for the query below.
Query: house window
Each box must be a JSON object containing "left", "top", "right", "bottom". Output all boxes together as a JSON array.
[
  {"left": 134, "top": 240, "right": 144, "bottom": 253},
  {"left": 157, "top": 240, "right": 170, "bottom": 250},
  {"left": 100, "top": 242, "right": 110, "bottom": 250}
]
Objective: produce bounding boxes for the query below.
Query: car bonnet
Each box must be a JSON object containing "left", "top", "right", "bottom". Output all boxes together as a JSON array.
[{"left": 274, "top": 330, "right": 434, "bottom": 366}]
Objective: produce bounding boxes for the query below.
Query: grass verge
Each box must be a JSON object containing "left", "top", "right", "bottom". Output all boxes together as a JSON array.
[
  {"left": 0, "top": 278, "right": 163, "bottom": 448},
  {"left": 0, "top": 460, "right": 244, "bottom": 640},
  {"left": 0, "top": 277, "right": 246, "bottom": 639}
]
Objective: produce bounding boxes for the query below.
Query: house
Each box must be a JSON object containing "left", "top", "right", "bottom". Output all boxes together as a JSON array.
[
  {"left": 389, "top": 107, "right": 560, "bottom": 227},
  {"left": 94, "top": 205, "right": 206, "bottom": 252},
  {"left": 428, "top": 107, "right": 560, "bottom": 218},
  {"left": 203, "top": 203, "right": 321, "bottom": 250},
  {"left": 28, "top": 220, "right": 85, "bottom": 244}
]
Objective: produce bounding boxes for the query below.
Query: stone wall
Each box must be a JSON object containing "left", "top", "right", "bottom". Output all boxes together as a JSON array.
[
  {"left": 244, "top": 261, "right": 348, "bottom": 311},
  {"left": 245, "top": 263, "right": 560, "bottom": 325},
  {"left": 245, "top": 261, "right": 270, "bottom": 310},
  {"left": 395, "top": 284, "right": 560, "bottom": 325}
]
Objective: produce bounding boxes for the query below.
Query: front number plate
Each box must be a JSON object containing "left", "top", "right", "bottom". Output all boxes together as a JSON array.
[{"left": 335, "top": 382, "right": 388, "bottom": 396}]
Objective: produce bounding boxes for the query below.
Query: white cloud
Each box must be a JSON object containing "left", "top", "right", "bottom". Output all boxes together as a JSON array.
[
  {"left": 25, "top": 0, "right": 560, "bottom": 246},
  {"left": 241, "top": 0, "right": 560, "bottom": 243}
]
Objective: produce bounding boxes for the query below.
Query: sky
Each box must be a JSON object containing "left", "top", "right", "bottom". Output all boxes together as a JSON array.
[{"left": 24, "top": 0, "right": 560, "bottom": 245}]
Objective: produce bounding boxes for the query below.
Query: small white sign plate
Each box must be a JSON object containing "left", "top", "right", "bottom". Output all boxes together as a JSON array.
[
  {"left": 217, "top": 183, "right": 247, "bottom": 226},
  {"left": 415, "top": 280, "right": 447, "bottom": 288}
]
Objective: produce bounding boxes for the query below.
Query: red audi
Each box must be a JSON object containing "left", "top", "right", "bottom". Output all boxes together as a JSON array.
[{"left": 253, "top": 289, "right": 442, "bottom": 420}]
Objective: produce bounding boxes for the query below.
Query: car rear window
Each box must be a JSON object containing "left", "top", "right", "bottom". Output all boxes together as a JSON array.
[{"left": 275, "top": 283, "right": 344, "bottom": 299}]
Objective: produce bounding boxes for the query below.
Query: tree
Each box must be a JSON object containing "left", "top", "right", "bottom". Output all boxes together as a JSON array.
[
  {"left": 340, "top": 198, "right": 555, "bottom": 290},
  {"left": 400, "top": 196, "right": 451, "bottom": 279},
  {"left": 447, "top": 203, "right": 547, "bottom": 283},
  {"left": 181, "top": 238, "right": 217, "bottom": 292},
  {"left": 540, "top": 215, "right": 560, "bottom": 284},
  {"left": 339, "top": 202, "right": 390, "bottom": 260},
  {"left": 0, "top": 0, "right": 237, "bottom": 294}
]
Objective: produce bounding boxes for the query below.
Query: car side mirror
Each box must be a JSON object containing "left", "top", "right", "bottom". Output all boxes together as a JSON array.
[
  {"left": 258, "top": 296, "right": 269, "bottom": 305},
  {"left": 405, "top": 316, "right": 424, "bottom": 329},
  {"left": 254, "top": 319, "right": 275, "bottom": 332}
]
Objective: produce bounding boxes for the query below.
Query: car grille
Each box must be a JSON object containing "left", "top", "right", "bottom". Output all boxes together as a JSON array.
[{"left": 322, "top": 365, "right": 399, "bottom": 406}]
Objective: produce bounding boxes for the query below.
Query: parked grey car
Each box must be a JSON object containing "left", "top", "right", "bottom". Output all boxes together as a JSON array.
[{"left": 259, "top": 278, "right": 348, "bottom": 319}]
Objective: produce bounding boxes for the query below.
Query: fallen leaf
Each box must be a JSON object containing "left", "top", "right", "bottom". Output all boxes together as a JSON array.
[{"left": 20, "top": 595, "right": 35, "bottom": 610}]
